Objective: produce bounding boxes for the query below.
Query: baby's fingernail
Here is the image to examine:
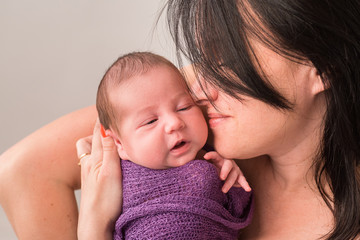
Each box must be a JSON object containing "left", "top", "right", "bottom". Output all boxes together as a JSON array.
[
  {"left": 243, "top": 185, "right": 251, "bottom": 192},
  {"left": 100, "top": 124, "right": 107, "bottom": 138}
]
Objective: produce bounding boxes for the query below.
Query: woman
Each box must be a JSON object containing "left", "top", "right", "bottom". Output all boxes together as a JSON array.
[
  {"left": 164, "top": 1, "right": 360, "bottom": 239},
  {"left": 1, "top": 0, "right": 360, "bottom": 239}
]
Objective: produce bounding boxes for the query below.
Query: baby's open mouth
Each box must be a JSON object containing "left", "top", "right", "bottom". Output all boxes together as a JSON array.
[{"left": 172, "top": 141, "right": 186, "bottom": 150}]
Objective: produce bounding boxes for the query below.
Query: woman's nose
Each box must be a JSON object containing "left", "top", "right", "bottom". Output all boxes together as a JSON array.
[
  {"left": 164, "top": 114, "right": 185, "bottom": 134},
  {"left": 191, "top": 77, "right": 219, "bottom": 106}
]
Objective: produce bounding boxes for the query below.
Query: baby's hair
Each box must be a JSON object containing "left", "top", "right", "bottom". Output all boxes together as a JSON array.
[{"left": 96, "top": 52, "right": 179, "bottom": 134}]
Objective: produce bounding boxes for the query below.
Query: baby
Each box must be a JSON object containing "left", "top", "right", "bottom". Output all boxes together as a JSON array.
[{"left": 96, "top": 52, "right": 253, "bottom": 239}]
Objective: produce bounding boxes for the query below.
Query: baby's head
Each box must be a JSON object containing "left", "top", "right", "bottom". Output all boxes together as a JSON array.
[{"left": 96, "top": 52, "right": 208, "bottom": 169}]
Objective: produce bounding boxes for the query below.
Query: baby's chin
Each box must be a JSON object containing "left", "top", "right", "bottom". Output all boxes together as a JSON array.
[{"left": 170, "top": 155, "right": 198, "bottom": 168}]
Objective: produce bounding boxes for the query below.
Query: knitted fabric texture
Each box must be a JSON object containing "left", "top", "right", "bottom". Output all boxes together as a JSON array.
[{"left": 113, "top": 159, "right": 253, "bottom": 240}]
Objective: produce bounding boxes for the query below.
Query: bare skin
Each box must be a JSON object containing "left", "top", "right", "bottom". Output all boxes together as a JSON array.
[
  {"left": 0, "top": 65, "right": 334, "bottom": 240},
  {"left": 187, "top": 61, "right": 334, "bottom": 240},
  {"left": 0, "top": 106, "right": 97, "bottom": 239},
  {"left": 237, "top": 158, "right": 333, "bottom": 240},
  {"left": 76, "top": 120, "right": 122, "bottom": 240}
]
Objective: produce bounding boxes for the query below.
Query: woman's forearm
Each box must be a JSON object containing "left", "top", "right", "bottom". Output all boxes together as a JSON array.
[{"left": 0, "top": 105, "right": 98, "bottom": 239}]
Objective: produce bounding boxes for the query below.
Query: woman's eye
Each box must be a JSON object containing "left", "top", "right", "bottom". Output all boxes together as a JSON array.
[{"left": 195, "top": 99, "right": 207, "bottom": 106}]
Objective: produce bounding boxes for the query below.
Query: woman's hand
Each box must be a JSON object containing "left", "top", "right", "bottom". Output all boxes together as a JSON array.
[{"left": 76, "top": 120, "right": 122, "bottom": 240}]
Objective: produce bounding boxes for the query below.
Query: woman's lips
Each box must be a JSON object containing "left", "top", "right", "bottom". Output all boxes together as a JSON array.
[{"left": 207, "top": 113, "right": 229, "bottom": 128}]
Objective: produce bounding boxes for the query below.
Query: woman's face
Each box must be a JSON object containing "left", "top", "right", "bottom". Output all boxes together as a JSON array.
[{"left": 191, "top": 39, "right": 324, "bottom": 160}]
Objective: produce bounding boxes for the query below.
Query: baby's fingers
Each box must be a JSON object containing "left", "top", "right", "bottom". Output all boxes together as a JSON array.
[
  {"left": 237, "top": 175, "right": 252, "bottom": 192},
  {"left": 219, "top": 159, "right": 233, "bottom": 181},
  {"left": 204, "top": 151, "right": 224, "bottom": 169},
  {"left": 221, "top": 168, "right": 239, "bottom": 193}
]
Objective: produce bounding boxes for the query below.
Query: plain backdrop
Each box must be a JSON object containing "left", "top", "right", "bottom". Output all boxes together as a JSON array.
[{"left": 0, "top": 0, "right": 176, "bottom": 238}]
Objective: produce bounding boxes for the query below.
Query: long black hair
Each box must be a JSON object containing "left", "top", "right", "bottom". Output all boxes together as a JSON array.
[{"left": 166, "top": 0, "right": 360, "bottom": 239}]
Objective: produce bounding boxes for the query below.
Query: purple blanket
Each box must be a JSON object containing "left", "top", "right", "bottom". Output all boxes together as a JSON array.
[{"left": 113, "top": 159, "right": 253, "bottom": 240}]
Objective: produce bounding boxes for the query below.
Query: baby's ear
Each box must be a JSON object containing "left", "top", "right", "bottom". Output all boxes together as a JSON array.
[{"left": 105, "top": 130, "right": 130, "bottom": 160}]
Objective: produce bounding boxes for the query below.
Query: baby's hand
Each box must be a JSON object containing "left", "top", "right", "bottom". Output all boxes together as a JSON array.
[{"left": 204, "top": 151, "right": 251, "bottom": 193}]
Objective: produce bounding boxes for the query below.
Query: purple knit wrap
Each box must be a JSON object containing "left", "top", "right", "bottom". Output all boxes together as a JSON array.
[{"left": 113, "top": 159, "right": 253, "bottom": 240}]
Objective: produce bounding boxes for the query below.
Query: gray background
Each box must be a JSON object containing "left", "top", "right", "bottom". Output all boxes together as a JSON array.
[{"left": 0, "top": 0, "right": 175, "bottom": 238}]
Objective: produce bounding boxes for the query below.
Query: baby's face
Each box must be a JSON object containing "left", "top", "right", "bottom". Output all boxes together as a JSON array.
[{"left": 109, "top": 65, "right": 208, "bottom": 169}]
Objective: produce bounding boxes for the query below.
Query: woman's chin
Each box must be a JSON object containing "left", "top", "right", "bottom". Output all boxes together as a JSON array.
[{"left": 212, "top": 141, "right": 235, "bottom": 158}]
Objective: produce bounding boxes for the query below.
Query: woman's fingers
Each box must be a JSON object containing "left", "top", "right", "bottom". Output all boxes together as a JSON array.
[
  {"left": 77, "top": 119, "right": 123, "bottom": 239},
  {"left": 76, "top": 135, "right": 93, "bottom": 156},
  {"left": 89, "top": 119, "right": 103, "bottom": 165},
  {"left": 76, "top": 135, "right": 93, "bottom": 166},
  {"left": 101, "top": 134, "right": 121, "bottom": 174},
  {"left": 76, "top": 118, "right": 121, "bottom": 177}
]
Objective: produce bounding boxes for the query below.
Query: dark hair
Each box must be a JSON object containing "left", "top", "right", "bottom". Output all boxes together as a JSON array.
[
  {"left": 166, "top": 0, "right": 360, "bottom": 239},
  {"left": 96, "top": 51, "right": 179, "bottom": 133}
]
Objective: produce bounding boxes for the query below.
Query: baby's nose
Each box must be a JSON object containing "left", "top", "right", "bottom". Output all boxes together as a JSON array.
[{"left": 164, "top": 115, "right": 185, "bottom": 133}]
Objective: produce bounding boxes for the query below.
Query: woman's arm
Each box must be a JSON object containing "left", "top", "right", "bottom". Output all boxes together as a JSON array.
[{"left": 0, "top": 105, "right": 97, "bottom": 240}]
